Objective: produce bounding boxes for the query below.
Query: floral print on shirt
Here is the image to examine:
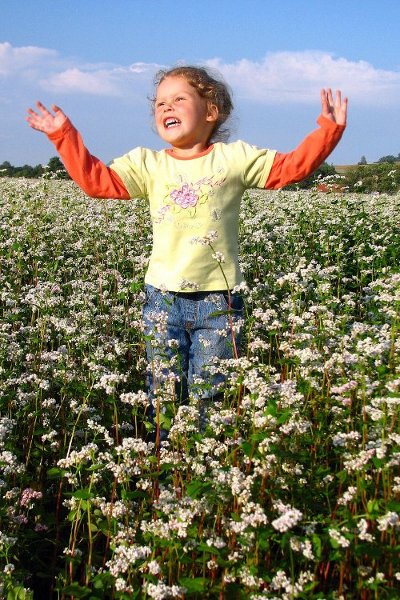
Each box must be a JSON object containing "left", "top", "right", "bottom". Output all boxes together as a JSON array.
[{"left": 155, "top": 170, "right": 226, "bottom": 221}]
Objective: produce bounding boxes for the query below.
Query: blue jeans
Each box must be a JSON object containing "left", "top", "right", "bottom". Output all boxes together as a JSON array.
[{"left": 143, "top": 284, "right": 244, "bottom": 404}]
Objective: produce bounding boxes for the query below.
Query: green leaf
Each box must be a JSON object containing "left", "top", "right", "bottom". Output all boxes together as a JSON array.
[
  {"left": 367, "top": 499, "right": 381, "bottom": 517},
  {"left": 61, "top": 583, "right": 91, "bottom": 598},
  {"left": 179, "top": 577, "right": 208, "bottom": 593},
  {"left": 312, "top": 534, "right": 322, "bottom": 560},
  {"left": 7, "top": 587, "right": 33, "bottom": 600},
  {"left": 186, "top": 480, "right": 212, "bottom": 498},
  {"left": 47, "top": 467, "right": 65, "bottom": 479},
  {"left": 73, "top": 488, "right": 94, "bottom": 500}
]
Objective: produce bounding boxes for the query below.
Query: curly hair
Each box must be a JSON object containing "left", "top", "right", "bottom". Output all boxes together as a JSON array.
[{"left": 152, "top": 65, "right": 234, "bottom": 143}]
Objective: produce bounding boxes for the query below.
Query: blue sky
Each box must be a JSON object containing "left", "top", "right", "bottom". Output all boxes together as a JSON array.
[{"left": 1, "top": 0, "right": 400, "bottom": 166}]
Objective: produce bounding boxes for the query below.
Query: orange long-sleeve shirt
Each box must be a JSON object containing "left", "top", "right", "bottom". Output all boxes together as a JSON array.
[{"left": 47, "top": 115, "right": 345, "bottom": 199}]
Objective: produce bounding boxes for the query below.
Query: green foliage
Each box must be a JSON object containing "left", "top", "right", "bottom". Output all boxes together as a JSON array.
[
  {"left": 285, "top": 162, "right": 337, "bottom": 190},
  {"left": 377, "top": 154, "right": 399, "bottom": 164},
  {"left": 0, "top": 157, "right": 69, "bottom": 179},
  {"left": 342, "top": 161, "right": 400, "bottom": 193}
]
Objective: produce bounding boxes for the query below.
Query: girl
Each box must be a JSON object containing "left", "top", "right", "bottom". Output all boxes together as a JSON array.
[{"left": 27, "top": 65, "right": 347, "bottom": 417}]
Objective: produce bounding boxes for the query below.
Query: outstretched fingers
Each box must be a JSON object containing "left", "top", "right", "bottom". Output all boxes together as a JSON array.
[
  {"left": 26, "top": 101, "right": 67, "bottom": 134},
  {"left": 320, "top": 88, "right": 348, "bottom": 126}
]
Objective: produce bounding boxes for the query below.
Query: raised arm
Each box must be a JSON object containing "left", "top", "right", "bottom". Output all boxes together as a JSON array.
[
  {"left": 26, "top": 102, "right": 130, "bottom": 199},
  {"left": 266, "top": 89, "right": 348, "bottom": 189}
]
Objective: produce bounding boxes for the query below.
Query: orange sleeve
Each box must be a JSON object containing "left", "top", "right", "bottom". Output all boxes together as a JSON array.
[
  {"left": 265, "top": 115, "right": 346, "bottom": 189},
  {"left": 47, "top": 119, "right": 130, "bottom": 199}
]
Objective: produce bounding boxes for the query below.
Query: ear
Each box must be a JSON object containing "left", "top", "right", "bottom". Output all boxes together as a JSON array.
[{"left": 206, "top": 103, "right": 219, "bottom": 123}]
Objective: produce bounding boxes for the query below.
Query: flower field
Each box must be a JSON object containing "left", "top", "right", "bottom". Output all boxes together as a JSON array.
[{"left": 0, "top": 177, "right": 399, "bottom": 599}]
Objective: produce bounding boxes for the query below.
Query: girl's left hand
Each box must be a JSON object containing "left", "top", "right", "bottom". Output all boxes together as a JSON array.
[{"left": 320, "top": 89, "right": 348, "bottom": 126}]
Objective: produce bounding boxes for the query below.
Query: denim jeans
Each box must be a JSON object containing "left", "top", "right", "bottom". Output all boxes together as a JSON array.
[{"left": 143, "top": 284, "right": 244, "bottom": 405}]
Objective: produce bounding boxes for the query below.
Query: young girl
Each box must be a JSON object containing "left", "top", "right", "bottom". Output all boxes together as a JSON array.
[{"left": 27, "top": 65, "right": 347, "bottom": 415}]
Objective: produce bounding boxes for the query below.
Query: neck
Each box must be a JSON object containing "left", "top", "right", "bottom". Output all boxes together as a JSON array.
[{"left": 169, "top": 141, "right": 211, "bottom": 158}]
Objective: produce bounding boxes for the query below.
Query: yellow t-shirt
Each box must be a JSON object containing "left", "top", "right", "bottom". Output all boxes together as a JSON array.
[{"left": 110, "top": 141, "right": 276, "bottom": 292}]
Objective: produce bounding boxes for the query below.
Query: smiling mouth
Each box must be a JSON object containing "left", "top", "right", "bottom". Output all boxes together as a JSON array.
[{"left": 164, "top": 118, "right": 181, "bottom": 128}]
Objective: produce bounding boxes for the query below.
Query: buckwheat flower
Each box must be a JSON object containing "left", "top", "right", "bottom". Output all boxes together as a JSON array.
[
  {"left": 0, "top": 417, "right": 15, "bottom": 444},
  {"left": 20, "top": 488, "right": 43, "bottom": 508},
  {"left": 386, "top": 378, "right": 400, "bottom": 393},
  {"left": 120, "top": 390, "right": 148, "bottom": 408},
  {"left": 3, "top": 563, "right": 14, "bottom": 575},
  {"left": 140, "top": 518, "right": 171, "bottom": 539},
  {"left": 179, "top": 279, "right": 200, "bottom": 291},
  {"left": 144, "top": 582, "right": 186, "bottom": 599},
  {"left": 241, "top": 501, "right": 268, "bottom": 528},
  {"left": 0, "top": 532, "right": 17, "bottom": 550},
  {"left": 206, "top": 536, "right": 226, "bottom": 549},
  {"left": 337, "top": 485, "right": 357, "bottom": 506},
  {"left": 331, "top": 380, "right": 358, "bottom": 395},
  {"left": 212, "top": 251, "right": 225, "bottom": 263},
  {"left": 232, "top": 281, "right": 249, "bottom": 294},
  {"left": 57, "top": 442, "right": 99, "bottom": 469},
  {"left": 271, "top": 569, "right": 290, "bottom": 590},
  {"left": 377, "top": 511, "right": 400, "bottom": 532},
  {"left": 191, "top": 230, "right": 218, "bottom": 245},
  {"left": 87, "top": 419, "right": 114, "bottom": 445},
  {"left": 63, "top": 547, "right": 83, "bottom": 558},
  {"left": 357, "top": 518, "right": 374, "bottom": 542},
  {"left": 94, "top": 372, "right": 127, "bottom": 395},
  {"left": 198, "top": 334, "right": 212, "bottom": 348},
  {"left": 329, "top": 528, "right": 350, "bottom": 548},
  {"left": 271, "top": 501, "right": 303, "bottom": 532},
  {"left": 99, "top": 500, "right": 130, "bottom": 519},
  {"left": 0, "top": 451, "right": 25, "bottom": 476},
  {"left": 106, "top": 544, "right": 151, "bottom": 577},
  {"left": 290, "top": 537, "right": 315, "bottom": 560},
  {"left": 147, "top": 560, "right": 161, "bottom": 575},
  {"left": 223, "top": 572, "right": 237, "bottom": 584},
  {"left": 239, "top": 566, "right": 263, "bottom": 587},
  {"left": 343, "top": 448, "right": 375, "bottom": 472},
  {"left": 115, "top": 578, "right": 133, "bottom": 594}
]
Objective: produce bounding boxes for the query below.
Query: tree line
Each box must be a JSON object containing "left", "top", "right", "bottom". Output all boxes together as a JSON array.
[
  {"left": 0, "top": 156, "right": 70, "bottom": 179},
  {"left": 1, "top": 154, "right": 399, "bottom": 193}
]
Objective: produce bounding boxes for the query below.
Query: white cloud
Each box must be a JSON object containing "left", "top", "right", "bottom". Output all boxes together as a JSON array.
[
  {"left": 1, "top": 42, "right": 399, "bottom": 106},
  {"left": 41, "top": 61, "right": 163, "bottom": 97},
  {"left": 41, "top": 67, "right": 123, "bottom": 96},
  {"left": 207, "top": 52, "right": 400, "bottom": 105},
  {"left": 0, "top": 41, "right": 58, "bottom": 75}
]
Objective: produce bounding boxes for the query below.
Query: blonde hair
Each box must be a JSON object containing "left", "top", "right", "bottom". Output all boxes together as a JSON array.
[{"left": 153, "top": 65, "right": 233, "bottom": 143}]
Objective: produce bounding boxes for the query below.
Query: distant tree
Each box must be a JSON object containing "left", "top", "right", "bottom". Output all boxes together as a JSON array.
[
  {"left": 342, "top": 162, "right": 400, "bottom": 193},
  {"left": 46, "top": 156, "right": 69, "bottom": 179},
  {"left": 285, "top": 162, "right": 337, "bottom": 190},
  {"left": 377, "top": 155, "right": 396, "bottom": 164},
  {"left": 358, "top": 155, "right": 367, "bottom": 165},
  {"left": 0, "top": 161, "right": 13, "bottom": 176}
]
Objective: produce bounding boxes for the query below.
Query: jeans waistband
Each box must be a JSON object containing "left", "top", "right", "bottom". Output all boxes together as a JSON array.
[{"left": 173, "top": 290, "right": 227, "bottom": 300}]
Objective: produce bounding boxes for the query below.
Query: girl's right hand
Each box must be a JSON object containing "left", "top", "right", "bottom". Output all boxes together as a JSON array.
[{"left": 26, "top": 101, "right": 67, "bottom": 134}]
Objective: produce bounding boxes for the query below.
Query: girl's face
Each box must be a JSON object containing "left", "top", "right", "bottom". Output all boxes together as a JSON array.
[{"left": 154, "top": 76, "right": 218, "bottom": 155}]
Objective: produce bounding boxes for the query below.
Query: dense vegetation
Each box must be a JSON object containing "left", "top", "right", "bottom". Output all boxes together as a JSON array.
[
  {"left": 0, "top": 178, "right": 399, "bottom": 599},
  {"left": 2, "top": 155, "right": 400, "bottom": 193},
  {"left": 0, "top": 157, "right": 69, "bottom": 180}
]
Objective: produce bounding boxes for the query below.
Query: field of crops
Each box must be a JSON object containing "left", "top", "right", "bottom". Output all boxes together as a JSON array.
[{"left": 0, "top": 177, "right": 399, "bottom": 599}]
